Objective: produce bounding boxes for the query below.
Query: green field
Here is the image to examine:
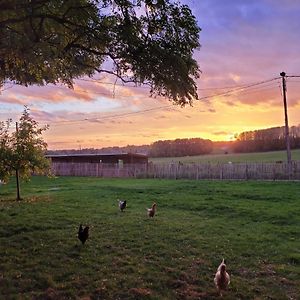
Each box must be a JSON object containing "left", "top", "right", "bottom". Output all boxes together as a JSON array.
[
  {"left": 0, "top": 177, "right": 299, "bottom": 299},
  {"left": 150, "top": 149, "right": 300, "bottom": 164}
]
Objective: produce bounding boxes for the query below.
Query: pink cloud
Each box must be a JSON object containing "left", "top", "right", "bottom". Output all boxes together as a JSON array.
[
  {"left": 0, "top": 95, "right": 28, "bottom": 105},
  {"left": 0, "top": 80, "right": 115, "bottom": 105}
]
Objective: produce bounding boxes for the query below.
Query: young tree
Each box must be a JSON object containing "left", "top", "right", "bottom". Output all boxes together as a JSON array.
[
  {"left": 0, "top": 107, "right": 49, "bottom": 200},
  {"left": 0, "top": 0, "right": 201, "bottom": 106}
]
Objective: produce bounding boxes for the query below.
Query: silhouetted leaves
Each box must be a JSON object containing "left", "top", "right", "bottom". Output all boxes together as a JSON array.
[{"left": 0, "top": 0, "right": 201, "bottom": 105}]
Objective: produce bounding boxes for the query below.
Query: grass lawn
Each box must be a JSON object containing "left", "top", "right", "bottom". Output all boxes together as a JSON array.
[
  {"left": 0, "top": 176, "right": 299, "bottom": 299},
  {"left": 149, "top": 149, "right": 300, "bottom": 164}
]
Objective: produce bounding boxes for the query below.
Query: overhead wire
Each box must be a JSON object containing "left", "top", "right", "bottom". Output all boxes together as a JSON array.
[
  {"left": 0, "top": 76, "right": 293, "bottom": 127},
  {"left": 49, "top": 79, "right": 280, "bottom": 123},
  {"left": 77, "top": 77, "right": 270, "bottom": 91},
  {"left": 286, "top": 75, "right": 300, "bottom": 78},
  {"left": 197, "top": 77, "right": 280, "bottom": 101},
  {"left": 227, "top": 82, "right": 281, "bottom": 97},
  {"left": 48, "top": 104, "right": 175, "bottom": 126}
]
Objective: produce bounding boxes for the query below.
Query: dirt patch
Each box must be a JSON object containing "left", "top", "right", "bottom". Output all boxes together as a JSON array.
[
  {"left": 236, "top": 267, "right": 256, "bottom": 278},
  {"left": 257, "top": 262, "right": 299, "bottom": 299},
  {"left": 25, "top": 195, "right": 52, "bottom": 203},
  {"left": 191, "top": 258, "right": 208, "bottom": 266},
  {"left": 175, "top": 283, "right": 211, "bottom": 300},
  {"left": 129, "top": 288, "right": 152, "bottom": 297},
  {"left": 164, "top": 266, "right": 176, "bottom": 273},
  {"left": 258, "top": 263, "right": 276, "bottom": 276},
  {"left": 167, "top": 279, "right": 188, "bottom": 289},
  {"left": 34, "top": 288, "right": 61, "bottom": 300},
  {"left": 171, "top": 259, "right": 212, "bottom": 299},
  {"left": 90, "top": 287, "right": 109, "bottom": 299}
]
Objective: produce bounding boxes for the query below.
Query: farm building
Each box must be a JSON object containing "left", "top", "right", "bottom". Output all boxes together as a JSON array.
[
  {"left": 47, "top": 153, "right": 149, "bottom": 177},
  {"left": 47, "top": 153, "right": 148, "bottom": 164}
]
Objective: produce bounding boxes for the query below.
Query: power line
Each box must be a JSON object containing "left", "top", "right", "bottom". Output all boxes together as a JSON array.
[
  {"left": 230, "top": 82, "right": 280, "bottom": 97},
  {"left": 0, "top": 76, "right": 285, "bottom": 127},
  {"left": 78, "top": 77, "right": 275, "bottom": 91},
  {"left": 2, "top": 75, "right": 297, "bottom": 128},
  {"left": 286, "top": 75, "right": 300, "bottom": 78},
  {"left": 197, "top": 77, "right": 280, "bottom": 101},
  {"left": 49, "top": 104, "right": 175, "bottom": 126},
  {"left": 203, "top": 81, "right": 279, "bottom": 98},
  {"left": 47, "top": 82, "right": 280, "bottom": 127},
  {"left": 56, "top": 78, "right": 281, "bottom": 100},
  {"left": 78, "top": 77, "right": 241, "bottom": 90},
  {"left": 48, "top": 80, "right": 279, "bottom": 126},
  {"left": 1, "top": 76, "right": 283, "bottom": 97}
]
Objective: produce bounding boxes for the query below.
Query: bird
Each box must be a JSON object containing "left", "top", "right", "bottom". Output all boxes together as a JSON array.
[
  {"left": 214, "top": 259, "right": 230, "bottom": 297},
  {"left": 78, "top": 224, "right": 89, "bottom": 244},
  {"left": 118, "top": 199, "right": 127, "bottom": 212},
  {"left": 147, "top": 202, "right": 157, "bottom": 217}
]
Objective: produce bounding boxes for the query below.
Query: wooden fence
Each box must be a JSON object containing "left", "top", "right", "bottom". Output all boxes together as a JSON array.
[
  {"left": 51, "top": 162, "right": 148, "bottom": 178},
  {"left": 51, "top": 161, "right": 300, "bottom": 180}
]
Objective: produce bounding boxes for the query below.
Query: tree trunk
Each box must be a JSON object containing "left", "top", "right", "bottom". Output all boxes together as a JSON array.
[{"left": 16, "top": 169, "right": 21, "bottom": 200}]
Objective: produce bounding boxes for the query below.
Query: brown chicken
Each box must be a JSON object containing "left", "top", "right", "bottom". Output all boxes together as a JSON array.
[
  {"left": 147, "top": 202, "right": 157, "bottom": 217},
  {"left": 214, "top": 259, "right": 230, "bottom": 296},
  {"left": 78, "top": 224, "right": 89, "bottom": 244}
]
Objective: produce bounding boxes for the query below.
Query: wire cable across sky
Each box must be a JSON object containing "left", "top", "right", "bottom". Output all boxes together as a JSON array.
[{"left": 1, "top": 75, "right": 298, "bottom": 128}]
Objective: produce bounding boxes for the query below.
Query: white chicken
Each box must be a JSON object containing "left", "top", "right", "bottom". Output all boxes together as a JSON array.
[{"left": 214, "top": 259, "right": 230, "bottom": 297}]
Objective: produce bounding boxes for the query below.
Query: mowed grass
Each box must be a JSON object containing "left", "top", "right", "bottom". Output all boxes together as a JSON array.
[
  {"left": 0, "top": 177, "right": 299, "bottom": 299},
  {"left": 150, "top": 149, "right": 300, "bottom": 164}
]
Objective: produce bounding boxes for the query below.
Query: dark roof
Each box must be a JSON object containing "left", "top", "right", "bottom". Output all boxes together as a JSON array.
[{"left": 46, "top": 153, "right": 147, "bottom": 158}]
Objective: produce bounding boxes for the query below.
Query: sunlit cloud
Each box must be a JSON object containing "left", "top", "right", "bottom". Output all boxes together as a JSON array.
[{"left": 213, "top": 131, "right": 230, "bottom": 136}]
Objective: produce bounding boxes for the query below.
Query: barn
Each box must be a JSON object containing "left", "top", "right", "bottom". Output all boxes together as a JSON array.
[
  {"left": 47, "top": 153, "right": 148, "bottom": 164},
  {"left": 47, "top": 153, "right": 149, "bottom": 177}
]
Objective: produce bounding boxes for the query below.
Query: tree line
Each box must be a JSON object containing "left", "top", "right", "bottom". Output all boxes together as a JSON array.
[
  {"left": 149, "top": 138, "right": 213, "bottom": 157},
  {"left": 47, "top": 138, "right": 214, "bottom": 157},
  {"left": 47, "top": 125, "right": 300, "bottom": 157},
  {"left": 232, "top": 125, "right": 300, "bottom": 153}
]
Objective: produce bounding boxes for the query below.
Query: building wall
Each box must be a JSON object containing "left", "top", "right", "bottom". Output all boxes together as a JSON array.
[{"left": 49, "top": 154, "right": 148, "bottom": 164}]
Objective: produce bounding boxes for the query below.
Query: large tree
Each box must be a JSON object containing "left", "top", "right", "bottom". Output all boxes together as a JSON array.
[
  {"left": 0, "top": 0, "right": 201, "bottom": 106},
  {"left": 0, "top": 107, "right": 49, "bottom": 200}
]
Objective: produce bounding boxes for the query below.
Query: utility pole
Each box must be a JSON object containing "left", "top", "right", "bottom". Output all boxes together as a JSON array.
[
  {"left": 15, "top": 122, "right": 21, "bottom": 200},
  {"left": 280, "top": 72, "right": 292, "bottom": 178}
]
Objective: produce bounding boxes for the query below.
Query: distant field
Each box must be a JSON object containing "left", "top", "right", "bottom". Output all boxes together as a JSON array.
[
  {"left": 0, "top": 176, "right": 299, "bottom": 299},
  {"left": 150, "top": 149, "right": 300, "bottom": 164}
]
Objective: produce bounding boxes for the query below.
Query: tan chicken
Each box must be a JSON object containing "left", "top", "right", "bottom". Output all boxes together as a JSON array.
[
  {"left": 147, "top": 202, "right": 157, "bottom": 217},
  {"left": 214, "top": 259, "right": 230, "bottom": 297}
]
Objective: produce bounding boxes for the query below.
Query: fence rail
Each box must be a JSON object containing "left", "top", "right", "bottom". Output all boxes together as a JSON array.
[{"left": 51, "top": 161, "right": 300, "bottom": 180}]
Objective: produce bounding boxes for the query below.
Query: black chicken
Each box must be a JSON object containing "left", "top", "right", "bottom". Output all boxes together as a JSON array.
[{"left": 78, "top": 224, "right": 89, "bottom": 244}]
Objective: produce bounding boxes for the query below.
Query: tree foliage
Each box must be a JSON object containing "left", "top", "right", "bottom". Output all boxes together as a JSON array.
[
  {"left": 0, "top": 0, "right": 201, "bottom": 105},
  {"left": 149, "top": 137, "right": 213, "bottom": 157},
  {"left": 233, "top": 125, "right": 300, "bottom": 153},
  {"left": 0, "top": 107, "right": 49, "bottom": 199}
]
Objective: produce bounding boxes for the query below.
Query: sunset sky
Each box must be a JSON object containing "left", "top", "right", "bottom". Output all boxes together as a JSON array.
[{"left": 1, "top": 0, "right": 300, "bottom": 150}]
